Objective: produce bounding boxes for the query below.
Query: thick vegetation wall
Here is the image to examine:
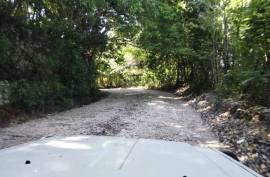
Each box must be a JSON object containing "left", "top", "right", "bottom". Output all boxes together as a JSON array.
[
  {"left": 1, "top": 0, "right": 269, "bottom": 110},
  {"left": 0, "top": 0, "right": 138, "bottom": 111},
  {"left": 139, "top": 0, "right": 270, "bottom": 106},
  {"left": 99, "top": 0, "right": 270, "bottom": 106}
]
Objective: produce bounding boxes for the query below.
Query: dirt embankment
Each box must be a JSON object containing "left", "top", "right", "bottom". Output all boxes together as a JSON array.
[{"left": 181, "top": 91, "right": 270, "bottom": 177}]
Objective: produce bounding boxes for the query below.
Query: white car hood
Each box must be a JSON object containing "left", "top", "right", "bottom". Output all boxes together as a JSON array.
[{"left": 0, "top": 136, "right": 262, "bottom": 177}]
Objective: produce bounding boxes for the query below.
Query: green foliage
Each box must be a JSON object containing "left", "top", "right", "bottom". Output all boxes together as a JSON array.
[
  {"left": 221, "top": 0, "right": 270, "bottom": 105},
  {"left": 96, "top": 0, "right": 269, "bottom": 107},
  {"left": 1, "top": 0, "right": 269, "bottom": 110},
  {"left": 0, "top": 0, "right": 140, "bottom": 111},
  {"left": 8, "top": 80, "right": 72, "bottom": 111},
  {"left": 97, "top": 45, "right": 161, "bottom": 88},
  {"left": 219, "top": 71, "right": 270, "bottom": 104}
]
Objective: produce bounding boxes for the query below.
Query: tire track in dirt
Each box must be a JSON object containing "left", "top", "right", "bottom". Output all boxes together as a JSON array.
[{"left": 0, "top": 88, "right": 220, "bottom": 149}]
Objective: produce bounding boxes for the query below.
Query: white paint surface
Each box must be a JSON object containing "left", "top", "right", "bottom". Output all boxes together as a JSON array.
[{"left": 0, "top": 136, "right": 263, "bottom": 177}]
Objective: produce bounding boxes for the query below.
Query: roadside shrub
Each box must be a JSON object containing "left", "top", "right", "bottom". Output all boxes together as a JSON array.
[
  {"left": 0, "top": 81, "right": 9, "bottom": 106},
  {"left": 217, "top": 70, "right": 270, "bottom": 106},
  {"left": 8, "top": 80, "right": 73, "bottom": 112},
  {"left": 240, "top": 72, "right": 270, "bottom": 106}
]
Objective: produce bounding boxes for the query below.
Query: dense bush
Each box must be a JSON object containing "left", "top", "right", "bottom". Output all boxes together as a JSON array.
[
  {"left": 1, "top": 0, "right": 269, "bottom": 110},
  {"left": 8, "top": 80, "right": 72, "bottom": 111},
  {"left": 219, "top": 71, "right": 270, "bottom": 106},
  {"left": 0, "top": 0, "right": 139, "bottom": 111},
  {"left": 98, "top": 69, "right": 161, "bottom": 89},
  {"left": 98, "top": 0, "right": 270, "bottom": 106}
]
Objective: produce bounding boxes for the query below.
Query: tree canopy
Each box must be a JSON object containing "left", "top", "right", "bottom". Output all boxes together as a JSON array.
[{"left": 0, "top": 0, "right": 269, "bottom": 110}]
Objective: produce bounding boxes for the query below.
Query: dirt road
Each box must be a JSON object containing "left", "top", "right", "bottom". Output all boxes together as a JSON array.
[{"left": 0, "top": 88, "right": 219, "bottom": 149}]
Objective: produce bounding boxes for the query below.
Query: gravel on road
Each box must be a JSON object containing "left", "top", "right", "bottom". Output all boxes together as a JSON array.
[{"left": 0, "top": 88, "right": 220, "bottom": 149}]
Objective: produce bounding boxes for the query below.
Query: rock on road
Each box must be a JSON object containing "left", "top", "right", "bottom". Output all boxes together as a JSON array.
[{"left": 0, "top": 88, "right": 219, "bottom": 149}]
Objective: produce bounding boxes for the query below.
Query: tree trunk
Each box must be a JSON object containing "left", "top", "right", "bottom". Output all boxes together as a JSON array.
[
  {"left": 266, "top": 51, "right": 270, "bottom": 71},
  {"left": 211, "top": 27, "right": 218, "bottom": 87},
  {"left": 175, "top": 58, "right": 181, "bottom": 87},
  {"left": 222, "top": 3, "right": 230, "bottom": 73}
]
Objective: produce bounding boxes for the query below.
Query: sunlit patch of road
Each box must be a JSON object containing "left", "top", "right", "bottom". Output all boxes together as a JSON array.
[{"left": 0, "top": 88, "right": 221, "bottom": 149}]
